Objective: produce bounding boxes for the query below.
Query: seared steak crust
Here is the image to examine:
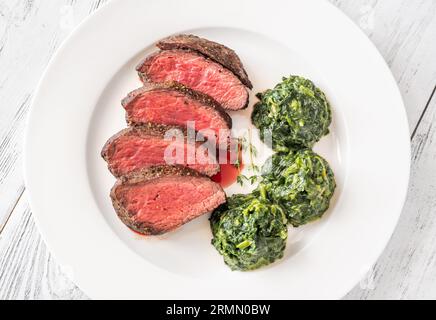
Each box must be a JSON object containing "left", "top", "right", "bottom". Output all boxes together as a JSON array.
[
  {"left": 101, "top": 124, "right": 220, "bottom": 177},
  {"left": 101, "top": 124, "right": 179, "bottom": 161},
  {"left": 101, "top": 34, "right": 254, "bottom": 237},
  {"left": 119, "top": 165, "right": 201, "bottom": 183},
  {"left": 157, "top": 34, "right": 252, "bottom": 89},
  {"left": 122, "top": 82, "right": 232, "bottom": 129},
  {"left": 136, "top": 50, "right": 249, "bottom": 111},
  {"left": 111, "top": 166, "right": 226, "bottom": 235}
]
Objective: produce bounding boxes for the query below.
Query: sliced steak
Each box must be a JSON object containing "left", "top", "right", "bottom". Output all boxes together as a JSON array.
[
  {"left": 122, "top": 82, "right": 232, "bottom": 141},
  {"left": 111, "top": 166, "right": 226, "bottom": 235},
  {"left": 157, "top": 34, "right": 252, "bottom": 89},
  {"left": 136, "top": 50, "right": 249, "bottom": 111},
  {"left": 101, "top": 125, "right": 220, "bottom": 177}
]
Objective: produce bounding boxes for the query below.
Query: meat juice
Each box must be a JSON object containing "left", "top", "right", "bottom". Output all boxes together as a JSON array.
[{"left": 212, "top": 144, "right": 244, "bottom": 188}]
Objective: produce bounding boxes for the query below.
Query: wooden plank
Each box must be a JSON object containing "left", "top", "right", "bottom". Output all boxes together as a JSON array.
[
  {"left": 0, "top": 192, "right": 88, "bottom": 300},
  {"left": 346, "top": 87, "right": 436, "bottom": 299},
  {"left": 332, "top": 0, "right": 436, "bottom": 132},
  {"left": 0, "top": 0, "right": 110, "bottom": 299},
  {"left": 0, "top": 0, "right": 109, "bottom": 230}
]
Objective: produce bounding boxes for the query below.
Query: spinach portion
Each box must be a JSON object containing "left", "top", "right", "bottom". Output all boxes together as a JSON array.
[
  {"left": 210, "top": 193, "right": 288, "bottom": 271},
  {"left": 252, "top": 76, "right": 332, "bottom": 150},
  {"left": 261, "top": 149, "right": 336, "bottom": 227},
  {"left": 211, "top": 76, "right": 336, "bottom": 271}
]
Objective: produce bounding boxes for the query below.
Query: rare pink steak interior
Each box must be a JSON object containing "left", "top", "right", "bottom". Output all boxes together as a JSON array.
[
  {"left": 123, "top": 82, "right": 232, "bottom": 141},
  {"left": 136, "top": 50, "right": 249, "bottom": 111},
  {"left": 111, "top": 166, "right": 226, "bottom": 235},
  {"left": 101, "top": 125, "right": 220, "bottom": 177}
]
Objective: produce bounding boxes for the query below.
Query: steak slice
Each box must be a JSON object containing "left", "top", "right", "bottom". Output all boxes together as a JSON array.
[
  {"left": 136, "top": 50, "right": 249, "bottom": 111},
  {"left": 122, "top": 82, "right": 232, "bottom": 141},
  {"left": 111, "top": 166, "right": 226, "bottom": 235},
  {"left": 101, "top": 125, "right": 220, "bottom": 177},
  {"left": 157, "top": 34, "right": 253, "bottom": 89}
]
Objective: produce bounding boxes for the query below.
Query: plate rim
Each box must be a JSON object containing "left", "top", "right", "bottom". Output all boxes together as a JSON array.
[{"left": 24, "top": 0, "right": 411, "bottom": 299}]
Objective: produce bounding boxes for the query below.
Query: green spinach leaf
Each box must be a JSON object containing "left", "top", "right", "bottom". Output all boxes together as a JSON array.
[
  {"left": 260, "top": 149, "right": 336, "bottom": 227},
  {"left": 252, "top": 76, "right": 332, "bottom": 150},
  {"left": 210, "top": 194, "right": 288, "bottom": 271}
]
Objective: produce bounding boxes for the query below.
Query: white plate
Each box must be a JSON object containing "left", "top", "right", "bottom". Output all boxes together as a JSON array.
[{"left": 24, "top": 0, "right": 410, "bottom": 299}]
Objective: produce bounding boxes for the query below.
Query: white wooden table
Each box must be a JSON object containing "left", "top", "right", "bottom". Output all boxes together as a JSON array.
[{"left": 0, "top": 0, "right": 435, "bottom": 300}]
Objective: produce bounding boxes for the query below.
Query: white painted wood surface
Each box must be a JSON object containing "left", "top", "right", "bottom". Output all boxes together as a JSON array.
[{"left": 0, "top": 0, "right": 435, "bottom": 300}]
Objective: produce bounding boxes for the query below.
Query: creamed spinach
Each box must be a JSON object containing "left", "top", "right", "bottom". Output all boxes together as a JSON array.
[
  {"left": 261, "top": 149, "right": 336, "bottom": 227},
  {"left": 252, "top": 76, "right": 332, "bottom": 150},
  {"left": 211, "top": 75, "right": 336, "bottom": 271},
  {"left": 210, "top": 193, "right": 288, "bottom": 271}
]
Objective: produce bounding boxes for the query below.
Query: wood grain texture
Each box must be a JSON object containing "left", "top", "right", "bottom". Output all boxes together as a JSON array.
[
  {"left": 0, "top": 0, "right": 110, "bottom": 300},
  {"left": 331, "top": 0, "right": 436, "bottom": 132},
  {"left": 0, "top": 192, "right": 88, "bottom": 300},
  {"left": 0, "top": 0, "right": 435, "bottom": 299},
  {"left": 0, "top": 0, "right": 108, "bottom": 229},
  {"left": 345, "top": 88, "right": 436, "bottom": 300}
]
